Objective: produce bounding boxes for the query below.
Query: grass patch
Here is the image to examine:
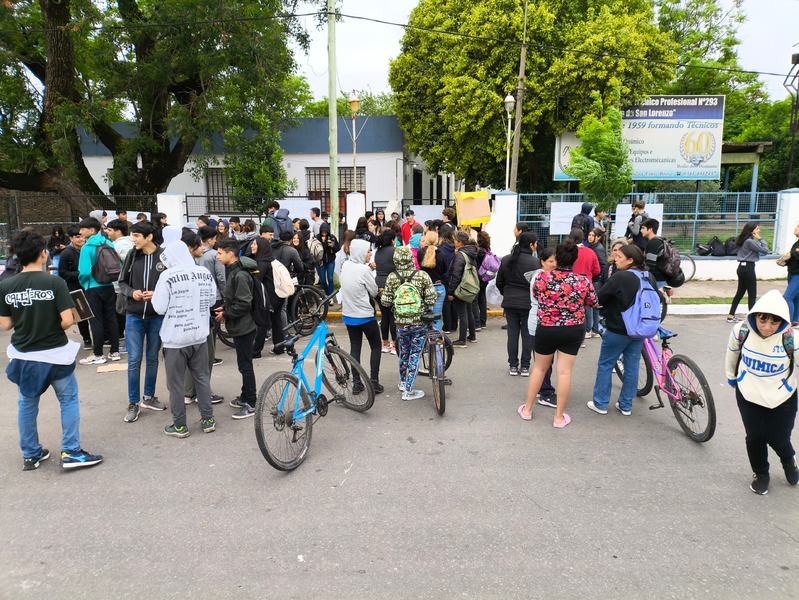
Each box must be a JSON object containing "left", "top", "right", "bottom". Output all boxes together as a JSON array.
[{"left": 671, "top": 297, "right": 734, "bottom": 305}]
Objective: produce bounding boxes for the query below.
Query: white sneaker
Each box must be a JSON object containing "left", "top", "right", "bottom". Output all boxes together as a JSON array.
[
  {"left": 108, "top": 352, "right": 121, "bottom": 362},
  {"left": 615, "top": 401, "right": 632, "bottom": 416},
  {"left": 381, "top": 343, "right": 392, "bottom": 354},
  {"left": 398, "top": 382, "right": 406, "bottom": 392},
  {"left": 586, "top": 401, "right": 607, "bottom": 415},
  {"left": 390, "top": 345, "right": 397, "bottom": 355},
  {"left": 79, "top": 355, "right": 107, "bottom": 365},
  {"left": 402, "top": 389, "right": 425, "bottom": 401},
  {"left": 184, "top": 396, "right": 197, "bottom": 405}
]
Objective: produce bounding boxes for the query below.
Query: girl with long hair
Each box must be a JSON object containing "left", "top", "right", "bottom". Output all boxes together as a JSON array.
[
  {"left": 418, "top": 230, "right": 447, "bottom": 330},
  {"left": 727, "top": 222, "right": 769, "bottom": 323},
  {"left": 374, "top": 229, "right": 398, "bottom": 353}
]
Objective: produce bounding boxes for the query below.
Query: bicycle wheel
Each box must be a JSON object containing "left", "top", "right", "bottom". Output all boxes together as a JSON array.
[
  {"left": 254, "top": 372, "right": 313, "bottom": 471},
  {"left": 289, "top": 286, "right": 328, "bottom": 337},
  {"left": 420, "top": 334, "right": 453, "bottom": 374},
  {"left": 614, "top": 347, "right": 654, "bottom": 397},
  {"left": 217, "top": 321, "right": 235, "bottom": 348},
  {"left": 430, "top": 344, "right": 446, "bottom": 416},
  {"left": 320, "top": 345, "right": 374, "bottom": 412},
  {"left": 680, "top": 253, "right": 696, "bottom": 282},
  {"left": 665, "top": 355, "right": 715, "bottom": 442}
]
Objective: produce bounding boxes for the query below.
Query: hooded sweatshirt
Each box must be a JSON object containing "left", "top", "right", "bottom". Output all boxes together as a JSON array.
[
  {"left": 78, "top": 232, "right": 118, "bottom": 290},
  {"left": 118, "top": 245, "right": 167, "bottom": 318},
  {"left": 725, "top": 289, "right": 796, "bottom": 408},
  {"left": 151, "top": 240, "right": 217, "bottom": 349},
  {"left": 340, "top": 239, "right": 378, "bottom": 320},
  {"left": 380, "top": 246, "right": 437, "bottom": 326}
]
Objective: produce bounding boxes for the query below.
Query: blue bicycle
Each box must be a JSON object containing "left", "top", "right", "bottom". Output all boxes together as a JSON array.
[{"left": 254, "top": 294, "right": 374, "bottom": 471}]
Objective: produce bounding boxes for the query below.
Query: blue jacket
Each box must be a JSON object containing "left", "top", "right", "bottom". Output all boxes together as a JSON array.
[{"left": 78, "top": 233, "right": 117, "bottom": 290}]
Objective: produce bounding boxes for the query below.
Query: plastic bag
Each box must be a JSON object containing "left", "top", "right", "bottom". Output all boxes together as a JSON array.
[{"left": 486, "top": 278, "right": 503, "bottom": 307}]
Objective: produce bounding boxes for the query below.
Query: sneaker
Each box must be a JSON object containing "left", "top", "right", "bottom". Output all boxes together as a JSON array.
[
  {"left": 474, "top": 326, "right": 482, "bottom": 332},
  {"left": 230, "top": 396, "right": 245, "bottom": 408},
  {"left": 211, "top": 394, "right": 224, "bottom": 405},
  {"left": 232, "top": 404, "right": 255, "bottom": 419},
  {"left": 381, "top": 342, "right": 392, "bottom": 354},
  {"left": 452, "top": 340, "right": 468, "bottom": 348},
  {"left": 615, "top": 401, "right": 632, "bottom": 416},
  {"left": 402, "top": 389, "right": 425, "bottom": 401},
  {"left": 586, "top": 401, "right": 608, "bottom": 415},
  {"left": 141, "top": 396, "right": 166, "bottom": 411},
  {"left": 509, "top": 366, "right": 519, "bottom": 376},
  {"left": 23, "top": 448, "right": 50, "bottom": 471},
  {"left": 184, "top": 396, "right": 197, "bottom": 405},
  {"left": 79, "top": 355, "right": 106, "bottom": 365},
  {"left": 537, "top": 395, "right": 558, "bottom": 408},
  {"left": 213, "top": 358, "right": 223, "bottom": 366},
  {"left": 783, "top": 458, "right": 799, "bottom": 486},
  {"left": 124, "top": 403, "right": 140, "bottom": 423},
  {"left": 389, "top": 345, "right": 397, "bottom": 356},
  {"left": 82, "top": 340, "right": 93, "bottom": 350},
  {"left": 467, "top": 337, "right": 478, "bottom": 344},
  {"left": 118, "top": 345, "right": 127, "bottom": 355},
  {"left": 397, "top": 382, "right": 406, "bottom": 392},
  {"left": 371, "top": 381, "right": 385, "bottom": 394},
  {"left": 584, "top": 331, "right": 593, "bottom": 339},
  {"left": 61, "top": 449, "right": 103, "bottom": 470},
  {"left": 750, "top": 473, "right": 770, "bottom": 495},
  {"left": 107, "top": 352, "right": 121, "bottom": 362},
  {"left": 201, "top": 418, "right": 216, "bottom": 433},
  {"left": 164, "top": 424, "right": 190, "bottom": 438},
  {"left": 520, "top": 367, "right": 530, "bottom": 377},
  {"left": 353, "top": 381, "right": 365, "bottom": 395},
  {"left": 727, "top": 316, "right": 742, "bottom": 323}
]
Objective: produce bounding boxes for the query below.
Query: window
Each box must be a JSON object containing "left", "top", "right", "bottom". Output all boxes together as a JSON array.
[
  {"left": 206, "top": 169, "right": 235, "bottom": 198},
  {"left": 306, "top": 167, "right": 366, "bottom": 212}
]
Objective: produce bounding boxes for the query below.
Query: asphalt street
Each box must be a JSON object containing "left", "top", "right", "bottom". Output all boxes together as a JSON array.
[{"left": 1, "top": 315, "right": 797, "bottom": 599}]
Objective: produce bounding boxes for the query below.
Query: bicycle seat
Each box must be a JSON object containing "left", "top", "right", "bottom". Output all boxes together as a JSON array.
[
  {"left": 275, "top": 335, "right": 300, "bottom": 352},
  {"left": 421, "top": 313, "right": 441, "bottom": 323},
  {"left": 657, "top": 326, "right": 677, "bottom": 340}
]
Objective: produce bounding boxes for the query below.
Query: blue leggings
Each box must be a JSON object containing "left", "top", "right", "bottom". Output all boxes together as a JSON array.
[{"left": 397, "top": 325, "right": 426, "bottom": 392}]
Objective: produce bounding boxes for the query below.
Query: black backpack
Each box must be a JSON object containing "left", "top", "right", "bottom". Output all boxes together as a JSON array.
[
  {"left": 571, "top": 213, "right": 590, "bottom": 239},
  {"left": 708, "top": 236, "right": 726, "bottom": 257},
  {"left": 658, "top": 238, "right": 682, "bottom": 279},
  {"left": 696, "top": 243, "right": 712, "bottom": 256},
  {"left": 724, "top": 237, "right": 739, "bottom": 256},
  {"left": 91, "top": 244, "right": 121, "bottom": 283},
  {"left": 245, "top": 267, "right": 270, "bottom": 327}
]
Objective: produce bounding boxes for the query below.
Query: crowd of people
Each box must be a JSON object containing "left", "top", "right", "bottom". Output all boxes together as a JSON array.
[{"left": 1, "top": 201, "right": 797, "bottom": 496}]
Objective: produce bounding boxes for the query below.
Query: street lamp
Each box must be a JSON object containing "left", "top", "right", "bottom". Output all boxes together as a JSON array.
[
  {"left": 349, "top": 92, "right": 360, "bottom": 193},
  {"left": 504, "top": 93, "right": 515, "bottom": 190}
]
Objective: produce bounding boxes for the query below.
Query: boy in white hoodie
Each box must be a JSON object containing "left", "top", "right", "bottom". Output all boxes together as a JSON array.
[
  {"left": 725, "top": 289, "right": 799, "bottom": 495},
  {"left": 151, "top": 238, "right": 217, "bottom": 437}
]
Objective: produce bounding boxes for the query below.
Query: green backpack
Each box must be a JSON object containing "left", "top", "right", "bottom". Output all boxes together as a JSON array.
[
  {"left": 394, "top": 274, "right": 424, "bottom": 319},
  {"left": 454, "top": 255, "right": 480, "bottom": 303}
]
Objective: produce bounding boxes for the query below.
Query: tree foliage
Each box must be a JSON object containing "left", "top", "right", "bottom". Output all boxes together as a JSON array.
[
  {"left": 0, "top": 0, "right": 311, "bottom": 214},
  {"left": 389, "top": 0, "right": 675, "bottom": 191},
  {"left": 298, "top": 89, "right": 396, "bottom": 117},
  {"left": 564, "top": 84, "right": 632, "bottom": 211}
]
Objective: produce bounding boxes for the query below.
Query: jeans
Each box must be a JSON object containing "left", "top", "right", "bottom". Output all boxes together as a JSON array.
[
  {"left": 505, "top": 307, "right": 532, "bottom": 369},
  {"left": 784, "top": 273, "right": 799, "bottom": 324},
  {"left": 431, "top": 284, "right": 446, "bottom": 330},
  {"left": 474, "top": 280, "right": 488, "bottom": 327},
  {"left": 18, "top": 372, "right": 81, "bottom": 457},
  {"left": 737, "top": 388, "right": 797, "bottom": 475},
  {"left": 729, "top": 262, "right": 757, "bottom": 315},
  {"left": 125, "top": 313, "right": 164, "bottom": 405},
  {"left": 592, "top": 329, "right": 645, "bottom": 412},
  {"left": 234, "top": 330, "right": 257, "bottom": 407},
  {"left": 86, "top": 285, "right": 118, "bottom": 356},
  {"left": 585, "top": 307, "right": 603, "bottom": 335},
  {"left": 453, "top": 297, "right": 476, "bottom": 343},
  {"left": 346, "top": 319, "right": 382, "bottom": 382},
  {"left": 317, "top": 262, "right": 335, "bottom": 295}
]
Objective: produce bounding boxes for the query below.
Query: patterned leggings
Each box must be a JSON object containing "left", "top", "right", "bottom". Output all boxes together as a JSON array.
[{"left": 398, "top": 325, "right": 426, "bottom": 392}]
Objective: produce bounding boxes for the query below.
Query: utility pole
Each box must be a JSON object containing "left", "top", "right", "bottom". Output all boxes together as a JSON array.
[
  {"left": 508, "top": 0, "right": 528, "bottom": 192},
  {"left": 785, "top": 53, "right": 799, "bottom": 188},
  {"left": 328, "top": 0, "right": 339, "bottom": 232}
]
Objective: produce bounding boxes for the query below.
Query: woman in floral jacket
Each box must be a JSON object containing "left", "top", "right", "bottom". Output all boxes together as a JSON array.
[{"left": 518, "top": 239, "right": 597, "bottom": 428}]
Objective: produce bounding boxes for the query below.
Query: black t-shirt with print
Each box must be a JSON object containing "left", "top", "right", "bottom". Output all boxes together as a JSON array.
[{"left": 0, "top": 271, "right": 74, "bottom": 352}]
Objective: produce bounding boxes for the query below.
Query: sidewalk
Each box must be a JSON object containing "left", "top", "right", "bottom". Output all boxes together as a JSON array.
[{"left": 667, "top": 278, "right": 787, "bottom": 315}]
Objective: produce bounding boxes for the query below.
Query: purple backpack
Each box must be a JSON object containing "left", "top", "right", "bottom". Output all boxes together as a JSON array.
[
  {"left": 621, "top": 271, "right": 661, "bottom": 339},
  {"left": 478, "top": 250, "right": 501, "bottom": 282}
]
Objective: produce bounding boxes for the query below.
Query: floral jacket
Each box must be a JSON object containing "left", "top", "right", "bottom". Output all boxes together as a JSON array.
[{"left": 532, "top": 268, "right": 597, "bottom": 327}]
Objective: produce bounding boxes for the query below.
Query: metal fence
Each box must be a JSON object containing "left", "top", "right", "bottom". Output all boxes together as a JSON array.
[{"left": 517, "top": 192, "right": 780, "bottom": 253}]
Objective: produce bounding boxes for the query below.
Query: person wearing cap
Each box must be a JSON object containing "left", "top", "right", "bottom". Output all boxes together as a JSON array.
[{"left": 400, "top": 210, "right": 416, "bottom": 245}]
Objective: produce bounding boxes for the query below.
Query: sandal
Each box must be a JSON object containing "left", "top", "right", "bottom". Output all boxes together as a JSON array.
[
  {"left": 517, "top": 405, "right": 532, "bottom": 421},
  {"left": 553, "top": 413, "right": 571, "bottom": 428}
]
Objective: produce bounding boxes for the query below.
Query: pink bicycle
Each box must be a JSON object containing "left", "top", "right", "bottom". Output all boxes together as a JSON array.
[{"left": 614, "top": 326, "right": 716, "bottom": 442}]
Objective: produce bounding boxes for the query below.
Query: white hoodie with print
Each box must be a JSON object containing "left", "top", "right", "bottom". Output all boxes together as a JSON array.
[
  {"left": 340, "top": 239, "right": 378, "bottom": 319},
  {"left": 151, "top": 240, "right": 217, "bottom": 349}
]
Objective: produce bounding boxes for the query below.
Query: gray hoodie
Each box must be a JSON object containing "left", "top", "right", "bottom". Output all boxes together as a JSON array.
[
  {"left": 151, "top": 240, "right": 217, "bottom": 349},
  {"left": 340, "top": 239, "right": 378, "bottom": 319}
]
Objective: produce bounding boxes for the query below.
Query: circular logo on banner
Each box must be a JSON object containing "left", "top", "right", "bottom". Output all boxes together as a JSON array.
[{"left": 680, "top": 131, "right": 717, "bottom": 167}]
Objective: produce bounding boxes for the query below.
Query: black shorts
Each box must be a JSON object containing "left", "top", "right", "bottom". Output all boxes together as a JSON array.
[{"left": 534, "top": 324, "right": 585, "bottom": 356}]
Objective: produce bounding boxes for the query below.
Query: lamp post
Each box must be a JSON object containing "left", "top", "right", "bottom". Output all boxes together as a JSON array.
[
  {"left": 504, "top": 93, "right": 515, "bottom": 190},
  {"left": 349, "top": 92, "right": 360, "bottom": 194},
  {"left": 785, "top": 53, "right": 799, "bottom": 188}
]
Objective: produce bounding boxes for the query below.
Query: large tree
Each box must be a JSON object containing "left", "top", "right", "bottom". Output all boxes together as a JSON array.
[
  {"left": 0, "top": 0, "right": 310, "bottom": 214},
  {"left": 389, "top": 0, "right": 675, "bottom": 191}
]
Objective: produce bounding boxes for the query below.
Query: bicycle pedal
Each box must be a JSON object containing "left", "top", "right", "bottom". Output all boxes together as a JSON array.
[{"left": 649, "top": 403, "right": 663, "bottom": 410}]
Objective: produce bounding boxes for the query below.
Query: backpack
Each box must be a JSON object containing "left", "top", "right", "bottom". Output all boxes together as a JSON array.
[
  {"left": 657, "top": 238, "right": 682, "bottom": 279},
  {"left": 454, "top": 254, "right": 480, "bottom": 303},
  {"left": 708, "top": 236, "right": 726, "bottom": 257},
  {"left": 620, "top": 271, "right": 661, "bottom": 339},
  {"left": 696, "top": 243, "right": 712, "bottom": 256},
  {"left": 736, "top": 322, "right": 794, "bottom": 375},
  {"left": 91, "top": 243, "right": 121, "bottom": 284},
  {"left": 264, "top": 210, "right": 291, "bottom": 238},
  {"left": 244, "top": 267, "right": 270, "bottom": 327},
  {"left": 571, "top": 213, "right": 590, "bottom": 238},
  {"left": 307, "top": 237, "right": 324, "bottom": 263},
  {"left": 724, "top": 237, "right": 739, "bottom": 256},
  {"left": 271, "top": 259, "right": 295, "bottom": 299},
  {"left": 478, "top": 250, "right": 501, "bottom": 282},
  {"left": 393, "top": 273, "right": 425, "bottom": 319}
]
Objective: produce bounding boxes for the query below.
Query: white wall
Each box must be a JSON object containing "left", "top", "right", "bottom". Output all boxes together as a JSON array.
[{"left": 83, "top": 156, "right": 207, "bottom": 195}]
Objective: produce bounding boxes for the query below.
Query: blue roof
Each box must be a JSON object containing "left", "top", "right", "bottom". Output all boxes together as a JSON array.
[{"left": 78, "top": 117, "right": 404, "bottom": 157}]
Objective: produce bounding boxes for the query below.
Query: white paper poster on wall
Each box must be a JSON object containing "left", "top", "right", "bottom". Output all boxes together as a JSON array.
[{"left": 279, "top": 199, "right": 320, "bottom": 221}]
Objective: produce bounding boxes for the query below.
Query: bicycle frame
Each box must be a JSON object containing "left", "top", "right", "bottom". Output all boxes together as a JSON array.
[
  {"left": 426, "top": 327, "right": 446, "bottom": 380},
  {"left": 276, "top": 319, "right": 332, "bottom": 422},
  {"left": 642, "top": 327, "right": 685, "bottom": 406}
]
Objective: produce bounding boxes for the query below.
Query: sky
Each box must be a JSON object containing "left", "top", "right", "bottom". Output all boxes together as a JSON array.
[{"left": 294, "top": 0, "right": 799, "bottom": 102}]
